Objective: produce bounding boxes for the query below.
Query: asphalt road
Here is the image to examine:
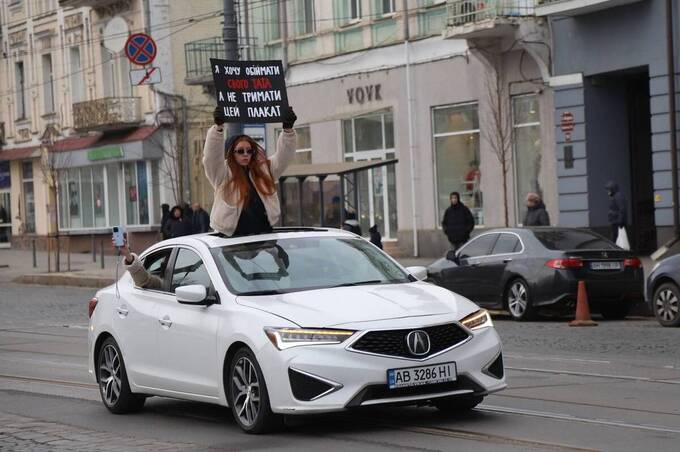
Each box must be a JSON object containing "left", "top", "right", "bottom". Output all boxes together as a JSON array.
[{"left": 1, "top": 282, "right": 679, "bottom": 451}]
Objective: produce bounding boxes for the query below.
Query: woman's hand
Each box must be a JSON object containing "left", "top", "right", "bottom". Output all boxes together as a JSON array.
[
  {"left": 213, "top": 106, "right": 226, "bottom": 126},
  {"left": 281, "top": 106, "right": 297, "bottom": 131},
  {"left": 112, "top": 234, "right": 133, "bottom": 263}
]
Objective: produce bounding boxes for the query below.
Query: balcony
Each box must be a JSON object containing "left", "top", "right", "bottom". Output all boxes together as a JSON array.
[
  {"left": 535, "top": 0, "right": 645, "bottom": 16},
  {"left": 445, "top": 0, "right": 536, "bottom": 39},
  {"left": 185, "top": 37, "right": 222, "bottom": 86},
  {"left": 73, "top": 97, "right": 141, "bottom": 132}
]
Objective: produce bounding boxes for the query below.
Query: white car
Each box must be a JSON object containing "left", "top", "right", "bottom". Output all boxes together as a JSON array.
[{"left": 88, "top": 228, "right": 506, "bottom": 433}]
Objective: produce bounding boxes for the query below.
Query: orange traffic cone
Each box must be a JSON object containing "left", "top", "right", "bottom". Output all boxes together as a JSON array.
[{"left": 569, "top": 281, "right": 598, "bottom": 327}]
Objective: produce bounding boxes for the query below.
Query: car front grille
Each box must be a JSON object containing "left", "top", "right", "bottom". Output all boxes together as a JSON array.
[{"left": 349, "top": 323, "right": 470, "bottom": 359}]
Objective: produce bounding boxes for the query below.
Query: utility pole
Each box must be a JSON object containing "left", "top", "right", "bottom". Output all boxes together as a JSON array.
[
  {"left": 403, "top": 0, "right": 419, "bottom": 256},
  {"left": 223, "top": 0, "right": 241, "bottom": 138}
]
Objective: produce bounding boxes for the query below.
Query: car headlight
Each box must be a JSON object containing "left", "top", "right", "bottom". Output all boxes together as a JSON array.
[
  {"left": 264, "top": 327, "right": 356, "bottom": 350},
  {"left": 460, "top": 309, "right": 493, "bottom": 330}
]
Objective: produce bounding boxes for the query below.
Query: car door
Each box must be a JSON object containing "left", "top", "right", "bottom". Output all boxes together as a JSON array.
[
  {"left": 441, "top": 233, "right": 498, "bottom": 302},
  {"left": 114, "top": 248, "right": 173, "bottom": 389},
  {"left": 476, "top": 233, "right": 523, "bottom": 306},
  {"left": 153, "top": 246, "right": 221, "bottom": 397}
]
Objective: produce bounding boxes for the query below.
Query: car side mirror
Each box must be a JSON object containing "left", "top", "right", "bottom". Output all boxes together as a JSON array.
[
  {"left": 176, "top": 285, "right": 209, "bottom": 305},
  {"left": 405, "top": 266, "right": 428, "bottom": 281},
  {"left": 446, "top": 250, "right": 458, "bottom": 263}
]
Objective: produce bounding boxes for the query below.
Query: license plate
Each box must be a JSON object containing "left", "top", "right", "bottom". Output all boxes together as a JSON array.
[
  {"left": 590, "top": 261, "right": 622, "bottom": 270},
  {"left": 387, "top": 362, "right": 457, "bottom": 389}
]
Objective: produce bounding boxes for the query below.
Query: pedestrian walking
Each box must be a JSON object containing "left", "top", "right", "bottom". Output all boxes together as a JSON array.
[
  {"left": 523, "top": 192, "right": 550, "bottom": 226},
  {"left": 342, "top": 209, "right": 362, "bottom": 235},
  {"left": 204, "top": 106, "right": 297, "bottom": 237},
  {"left": 605, "top": 181, "right": 627, "bottom": 243},
  {"left": 162, "top": 205, "right": 192, "bottom": 239},
  {"left": 369, "top": 224, "right": 383, "bottom": 249},
  {"left": 191, "top": 203, "right": 211, "bottom": 233},
  {"left": 442, "top": 191, "right": 475, "bottom": 250}
]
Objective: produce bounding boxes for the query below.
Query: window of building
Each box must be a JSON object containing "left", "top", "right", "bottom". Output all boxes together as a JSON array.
[
  {"left": 101, "top": 48, "right": 116, "bottom": 97},
  {"left": 381, "top": 0, "right": 396, "bottom": 14},
  {"left": 15, "top": 62, "right": 26, "bottom": 119},
  {"left": 58, "top": 162, "right": 157, "bottom": 230},
  {"left": 512, "top": 95, "right": 542, "bottom": 224},
  {"left": 343, "top": 109, "right": 397, "bottom": 238},
  {"left": 42, "top": 54, "right": 55, "bottom": 114},
  {"left": 334, "top": 0, "right": 362, "bottom": 26},
  {"left": 21, "top": 161, "right": 35, "bottom": 233},
  {"left": 350, "top": 0, "right": 362, "bottom": 19},
  {"left": 432, "top": 103, "right": 482, "bottom": 225},
  {"left": 294, "top": 0, "right": 315, "bottom": 35},
  {"left": 276, "top": 126, "right": 312, "bottom": 164},
  {"left": 70, "top": 47, "right": 84, "bottom": 103}
]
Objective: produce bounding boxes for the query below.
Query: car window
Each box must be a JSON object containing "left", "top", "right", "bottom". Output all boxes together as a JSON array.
[
  {"left": 141, "top": 249, "right": 172, "bottom": 289},
  {"left": 458, "top": 234, "right": 498, "bottom": 259},
  {"left": 533, "top": 230, "right": 617, "bottom": 250},
  {"left": 492, "top": 234, "right": 521, "bottom": 255},
  {"left": 171, "top": 248, "right": 214, "bottom": 293}
]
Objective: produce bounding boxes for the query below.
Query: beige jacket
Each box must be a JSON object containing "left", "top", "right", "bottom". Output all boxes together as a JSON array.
[
  {"left": 124, "top": 253, "right": 163, "bottom": 290},
  {"left": 202, "top": 126, "right": 297, "bottom": 236}
]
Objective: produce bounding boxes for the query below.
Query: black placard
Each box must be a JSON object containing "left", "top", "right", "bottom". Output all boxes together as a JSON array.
[{"left": 210, "top": 59, "right": 289, "bottom": 123}]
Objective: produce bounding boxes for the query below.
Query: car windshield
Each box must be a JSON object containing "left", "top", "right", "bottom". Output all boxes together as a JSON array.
[
  {"left": 533, "top": 230, "right": 617, "bottom": 250},
  {"left": 211, "top": 237, "right": 411, "bottom": 295}
]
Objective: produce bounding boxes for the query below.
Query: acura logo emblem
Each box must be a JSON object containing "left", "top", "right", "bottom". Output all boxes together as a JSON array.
[{"left": 406, "top": 330, "right": 431, "bottom": 356}]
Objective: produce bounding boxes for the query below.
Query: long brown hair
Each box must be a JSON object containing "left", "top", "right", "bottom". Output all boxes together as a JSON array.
[{"left": 223, "top": 135, "right": 276, "bottom": 207}]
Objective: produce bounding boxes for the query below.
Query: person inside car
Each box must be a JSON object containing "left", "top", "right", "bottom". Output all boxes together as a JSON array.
[
  {"left": 112, "top": 236, "right": 163, "bottom": 290},
  {"left": 204, "top": 106, "right": 297, "bottom": 237}
]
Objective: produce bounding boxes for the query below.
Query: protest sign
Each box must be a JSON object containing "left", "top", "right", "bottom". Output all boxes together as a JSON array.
[{"left": 210, "top": 59, "right": 289, "bottom": 123}]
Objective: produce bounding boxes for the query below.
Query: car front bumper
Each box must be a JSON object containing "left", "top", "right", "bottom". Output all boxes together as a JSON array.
[{"left": 258, "top": 326, "right": 505, "bottom": 414}]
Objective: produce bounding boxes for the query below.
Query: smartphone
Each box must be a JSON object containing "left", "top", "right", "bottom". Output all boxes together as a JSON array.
[{"left": 112, "top": 226, "right": 125, "bottom": 247}]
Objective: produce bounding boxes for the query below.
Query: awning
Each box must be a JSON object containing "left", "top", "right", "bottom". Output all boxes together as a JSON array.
[{"left": 280, "top": 158, "right": 398, "bottom": 179}]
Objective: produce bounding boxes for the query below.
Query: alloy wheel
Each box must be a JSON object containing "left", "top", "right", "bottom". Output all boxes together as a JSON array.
[
  {"left": 231, "top": 356, "right": 261, "bottom": 427},
  {"left": 99, "top": 344, "right": 122, "bottom": 407},
  {"left": 508, "top": 281, "right": 528, "bottom": 318},
  {"left": 656, "top": 289, "right": 679, "bottom": 322}
]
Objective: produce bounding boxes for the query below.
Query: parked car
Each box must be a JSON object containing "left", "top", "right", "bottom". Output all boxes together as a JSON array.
[
  {"left": 88, "top": 228, "right": 506, "bottom": 433},
  {"left": 646, "top": 254, "right": 680, "bottom": 327},
  {"left": 427, "top": 227, "right": 644, "bottom": 321}
]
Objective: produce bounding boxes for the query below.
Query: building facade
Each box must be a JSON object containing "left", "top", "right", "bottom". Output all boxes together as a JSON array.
[{"left": 539, "top": 0, "right": 679, "bottom": 253}]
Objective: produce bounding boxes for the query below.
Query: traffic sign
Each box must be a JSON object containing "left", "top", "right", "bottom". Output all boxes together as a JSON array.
[
  {"left": 560, "top": 111, "right": 575, "bottom": 133},
  {"left": 125, "top": 33, "right": 157, "bottom": 66},
  {"left": 130, "top": 67, "right": 161, "bottom": 86}
]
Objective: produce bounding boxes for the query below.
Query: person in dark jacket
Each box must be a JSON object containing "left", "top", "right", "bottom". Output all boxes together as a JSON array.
[
  {"left": 191, "top": 203, "right": 211, "bottom": 233},
  {"left": 523, "top": 193, "right": 550, "bottom": 226},
  {"left": 369, "top": 224, "right": 383, "bottom": 249},
  {"left": 606, "top": 181, "right": 627, "bottom": 242},
  {"left": 342, "top": 209, "right": 362, "bottom": 236},
  {"left": 442, "top": 192, "right": 475, "bottom": 250},
  {"left": 163, "top": 205, "right": 192, "bottom": 238},
  {"left": 160, "top": 203, "right": 171, "bottom": 240}
]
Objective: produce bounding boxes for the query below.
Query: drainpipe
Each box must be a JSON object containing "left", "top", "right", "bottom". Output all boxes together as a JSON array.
[
  {"left": 280, "top": 0, "right": 289, "bottom": 72},
  {"left": 666, "top": 0, "right": 679, "bottom": 238},
  {"left": 403, "top": 0, "right": 419, "bottom": 257}
]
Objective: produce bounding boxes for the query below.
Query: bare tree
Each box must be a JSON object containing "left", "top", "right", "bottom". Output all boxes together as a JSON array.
[
  {"left": 482, "top": 55, "right": 513, "bottom": 227},
  {"left": 148, "top": 125, "right": 182, "bottom": 206}
]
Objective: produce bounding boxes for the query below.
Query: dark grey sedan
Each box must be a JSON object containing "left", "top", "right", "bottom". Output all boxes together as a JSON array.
[
  {"left": 427, "top": 228, "right": 644, "bottom": 321},
  {"left": 646, "top": 254, "right": 680, "bottom": 327}
]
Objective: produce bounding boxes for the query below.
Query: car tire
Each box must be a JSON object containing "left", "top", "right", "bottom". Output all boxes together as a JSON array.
[
  {"left": 599, "top": 302, "right": 631, "bottom": 320},
  {"left": 433, "top": 394, "right": 483, "bottom": 413},
  {"left": 97, "top": 337, "right": 146, "bottom": 414},
  {"left": 228, "top": 347, "right": 283, "bottom": 434},
  {"left": 653, "top": 282, "right": 680, "bottom": 327},
  {"left": 506, "top": 278, "right": 536, "bottom": 321}
]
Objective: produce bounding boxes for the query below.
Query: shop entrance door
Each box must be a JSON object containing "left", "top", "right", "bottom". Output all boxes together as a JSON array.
[
  {"left": 354, "top": 152, "right": 397, "bottom": 239},
  {"left": 0, "top": 191, "right": 11, "bottom": 248}
]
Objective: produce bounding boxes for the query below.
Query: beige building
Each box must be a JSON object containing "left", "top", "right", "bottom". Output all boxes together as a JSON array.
[{"left": 0, "top": 0, "right": 221, "bottom": 252}]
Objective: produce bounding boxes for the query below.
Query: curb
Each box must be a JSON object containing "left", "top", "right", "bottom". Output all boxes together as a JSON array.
[{"left": 13, "top": 274, "right": 115, "bottom": 288}]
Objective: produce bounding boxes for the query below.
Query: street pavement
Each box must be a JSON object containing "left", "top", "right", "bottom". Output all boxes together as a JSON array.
[{"left": 1, "top": 282, "right": 679, "bottom": 451}]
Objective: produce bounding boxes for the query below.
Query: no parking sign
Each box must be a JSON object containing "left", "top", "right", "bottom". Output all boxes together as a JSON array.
[{"left": 125, "top": 33, "right": 157, "bottom": 66}]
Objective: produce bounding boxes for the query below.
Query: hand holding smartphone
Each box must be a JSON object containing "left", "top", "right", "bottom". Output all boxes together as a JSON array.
[{"left": 112, "top": 226, "right": 125, "bottom": 248}]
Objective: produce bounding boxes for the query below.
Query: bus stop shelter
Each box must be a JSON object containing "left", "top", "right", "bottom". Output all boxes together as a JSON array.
[{"left": 278, "top": 159, "right": 398, "bottom": 228}]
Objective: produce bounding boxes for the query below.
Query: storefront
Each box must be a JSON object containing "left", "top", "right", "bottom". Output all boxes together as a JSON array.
[{"left": 0, "top": 161, "right": 11, "bottom": 248}]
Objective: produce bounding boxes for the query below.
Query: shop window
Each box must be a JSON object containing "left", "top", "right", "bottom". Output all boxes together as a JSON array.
[
  {"left": 512, "top": 95, "right": 542, "bottom": 224},
  {"left": 81, "top": 167, "right": 94, "bottom": 228},
  {"left": 58, "top": 172, "right": 68, "bottom": 229},
  {"left": 93, "top": 166, "right": 106, "bottom": 227},
  {"left": 106, "top": 164, "right": 120, "bottom": 226},
  {"left": 68, "top": 168, "right": 82, "bottom": 228},
  {"left": 137, "top": 162, "right": 149, "bottom": 225},
  {"left": 433, "top": 103, "right": 483, "bottom": 225},
  {"left": 21, "top": 161, "right": 35, "bottom": 233},
  {"left": 275, "top": 126, "right": 312, "bottom": 164}
]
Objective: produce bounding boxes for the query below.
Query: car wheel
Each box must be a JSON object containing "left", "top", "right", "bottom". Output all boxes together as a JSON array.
[
  {"left": 433, "top": 394, "right": 483, "bottom": 413},
  {"left": 506, "top": 279, "right": 536, "bottom": 321},
  {"left": 653, "top": 283, "right": 680, "bottom": 327},
  {"left": 228, "top": 347, "right": 282, "bottom": 434},
  {"left": 97, "top": 337, "right": 145, "bottom": 414},
  {"left": 599, "top": 302, "right": 631, "bottom": 320}
]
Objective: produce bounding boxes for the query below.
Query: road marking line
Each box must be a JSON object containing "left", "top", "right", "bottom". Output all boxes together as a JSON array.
[
  {"left": 506, "top": 366, "right": 680, "bottom": 385},
  {"left": 506, "top": 354, "right": 610, "bottom": 364},
  {"left": 0, "top": 374, "right": 97, "bottom": 389},
  {"left": 479, "top": 404, "right": 680, "bottom": 435}
]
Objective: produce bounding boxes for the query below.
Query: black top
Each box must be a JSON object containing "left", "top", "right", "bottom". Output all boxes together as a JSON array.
[
  {"left": 524, "top": 202, "right": 550, "bottom": 226},
  {"left": 233, "top": 168, "right": 272, "bottom": 236},
  {"left": 442, "top": 203, "right": 475, "bottom": 244}
]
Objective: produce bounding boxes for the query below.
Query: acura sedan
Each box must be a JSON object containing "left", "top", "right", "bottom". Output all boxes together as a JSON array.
[
  {"left": 88, "top": 228, "right": 505, "bottom": 433},
  {"left": 427, "top": 228, "right": 644, "bottom": 321}
]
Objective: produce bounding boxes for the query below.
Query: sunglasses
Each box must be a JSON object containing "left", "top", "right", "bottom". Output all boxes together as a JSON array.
[{"left": 234, "top": 147, "right": 254, "bottom": 156}]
